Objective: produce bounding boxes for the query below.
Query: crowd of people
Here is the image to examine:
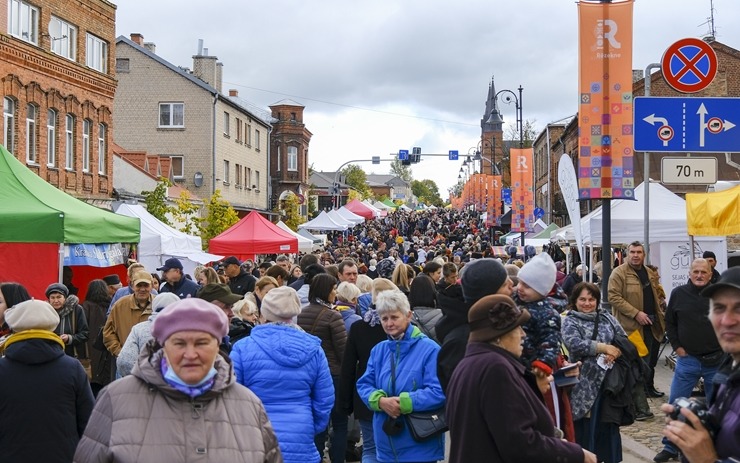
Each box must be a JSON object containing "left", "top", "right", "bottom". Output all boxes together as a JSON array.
[{"left": 0, "top": 208, "right": 737, "bottom": 463}]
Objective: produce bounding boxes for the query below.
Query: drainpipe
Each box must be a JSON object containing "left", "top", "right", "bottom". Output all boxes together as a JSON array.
[
  {"left": 211, "top": 92, "right": 218, "bottom": 195},
  {"left": 266, "top": 125, "right": 273, "bottom": 213}
]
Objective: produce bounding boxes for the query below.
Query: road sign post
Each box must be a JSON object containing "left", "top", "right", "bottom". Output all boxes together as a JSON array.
[{"left": 634, "top": 97, "right": 739, "bottom": 152}]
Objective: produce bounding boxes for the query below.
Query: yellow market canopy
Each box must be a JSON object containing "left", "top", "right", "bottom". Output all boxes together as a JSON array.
[{"left": 686, "top": 185, "right": 740, "bottom": 236}]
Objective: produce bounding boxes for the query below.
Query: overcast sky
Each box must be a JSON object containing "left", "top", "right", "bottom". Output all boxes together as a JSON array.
[{"left": 115, "top": 0, "right": 740, "bottom": 197}]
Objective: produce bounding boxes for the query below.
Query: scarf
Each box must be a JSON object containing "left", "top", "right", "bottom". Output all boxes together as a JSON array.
[
  {"left": 159, "top": 357, "right": 216, "bottom": 398},
  {"left": 363, "top": 305, "right": 381, "bottom": 327},
  {"left": 0, "top": 329, "right": 65, "bottom": 354}
]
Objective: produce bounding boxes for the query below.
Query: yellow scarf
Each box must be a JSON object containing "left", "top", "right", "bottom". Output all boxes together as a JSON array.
[{"left": 0, "top": 329, "right": 66, "bottom": 354}]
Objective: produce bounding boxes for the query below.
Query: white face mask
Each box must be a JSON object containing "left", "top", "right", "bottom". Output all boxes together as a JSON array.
[{"left": 163, "top": 351, "right": 218, "bottom": 388}]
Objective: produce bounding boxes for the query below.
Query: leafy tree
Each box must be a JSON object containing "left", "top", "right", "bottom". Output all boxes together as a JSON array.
[
  {"left": 411, "top": 179, "right": 444, "bottom": 206},
  {"left": 141, "top": 178, "right": 173, "bottom": 225},
  {"left": 172, "top": 191, "right": 201, "bottom": 235},
  {"left": 347, "top": 189, "right": 363, "bottom": 202},
  {"left": 341, "top": 164, "right": 372, "bottom": 198},
  {"left": 275, "top": 192, "right": 302, "bottom": 231},
  {"left": 200, "top": 189, "right": 239, "bottom": 250},
  {"left": 389, "top": 159, "right": 413, "bottom": 183}
]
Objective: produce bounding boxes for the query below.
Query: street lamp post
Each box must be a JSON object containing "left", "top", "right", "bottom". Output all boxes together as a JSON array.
[{"left": 487, "top": 85, "right": 525, "bottom": 245}]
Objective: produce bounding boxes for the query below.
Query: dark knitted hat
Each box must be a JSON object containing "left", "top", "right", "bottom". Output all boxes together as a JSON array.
[{"left": 460, "top": 258, "right": 508, "bottom": 303}]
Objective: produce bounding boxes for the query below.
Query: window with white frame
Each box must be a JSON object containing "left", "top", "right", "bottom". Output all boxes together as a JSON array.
[
  {"left": 82, "top": 119, "right": 91, "bottom": 171},
  {"left": 86, "top": 33, "right": 107, "bottom": 72},
  {"left": 288, "top": 146, "right": 298, "bottom": 171},
  {"left": 236, "top": 117, "right": 242, "bottom": 142},
  {"left": 25, "top": 104, "right": 37, "bottom": 163},
  {"left": 47, "top": 109, "right": 56, "bottom": 166},
  {"left": 170, "top": 155, "right": 184, "bottom": 179},
  {"left": 276, "top": 145, "right": 281, "bottom": 171},
  {"left": 243, "top": 166, "right": 248, "bottom": 188},
  {"left": 223, "top": 111, "right": 230, "bottom": 137},
  {"left": 235, "top": 163, "right": 242, "bottom": 186},
  {"left": 3, "top": 97, "right": 15, "bottom": 154},
  {"left": 255, "top": 171, "right": 260, "bottom": 190},
  {"left": 159, "top": 102, "right": 184, "bottom": 128},
  {"left": 49, "top": 16, "right": 76, "bottom": 60},
  {"left": 97, "top": 123, "right": 106, "bottom": 174},
  {"left": 246, "top": 167, "right": 252, "bottom": 188},
  {"left": 65, "top": 114, "right": 75, "bottom": 169},
  {"left": 246, "top": 123, "right": 251, "bottom": 146},
  {"left": 8, "top": 0, "right": 38, "bottom": 45},
  {"left": 223, "top": 160, "right": 230, "bottom": 184},
  {"left": 255, "top": 129, "right": 260, "bottom": 149}
]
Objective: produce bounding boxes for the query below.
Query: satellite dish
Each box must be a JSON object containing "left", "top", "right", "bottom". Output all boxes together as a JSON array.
[{"left": 194, "top": 172, "right": 204, "bottom": 187}]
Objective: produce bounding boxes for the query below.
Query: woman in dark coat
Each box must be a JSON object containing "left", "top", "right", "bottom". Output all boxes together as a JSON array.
[
  {"left": 46, "top": 283, "right": 89, "bottom": 358},
  {"left": 82, "top": 279, "right": 113, "bottom": 395},
  {"left": 0, "top": 299, "right": 94, "bottom": 462},
  {"left": 445, "top": 294, "right": 594, "bottom": 463}
]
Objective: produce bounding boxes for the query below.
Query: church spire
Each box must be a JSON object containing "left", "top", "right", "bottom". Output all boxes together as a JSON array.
[{"left": 482, "top": 75, "right": 503, "bottom": 133}]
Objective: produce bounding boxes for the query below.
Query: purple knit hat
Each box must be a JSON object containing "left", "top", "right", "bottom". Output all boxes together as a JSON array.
[{"left": 152, "top": 298, "right": 228, "bottom": 344}]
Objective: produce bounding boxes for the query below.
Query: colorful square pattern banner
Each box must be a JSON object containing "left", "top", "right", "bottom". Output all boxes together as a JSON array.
[
  {"left": 510, "top": 148, "right": 535, "bottom": 233},
  {"left": 486, "top": 175, "right": 503, "bottom": 226},
  {"left": 578, "top": 0, "right": 635, "bottom": 200}
]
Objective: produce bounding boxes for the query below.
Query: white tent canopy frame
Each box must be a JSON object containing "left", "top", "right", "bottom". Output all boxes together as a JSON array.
[{"left": 276, "top": 220, "right": 315, "bottom": 253}]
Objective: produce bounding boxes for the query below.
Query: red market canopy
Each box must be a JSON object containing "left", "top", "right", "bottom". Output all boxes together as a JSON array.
[
  {"left": 343, "top": 199, "right": 377, "bottom": 220},
  {"left": 208, "top": 211, "right": 298, "bottom": 260}
]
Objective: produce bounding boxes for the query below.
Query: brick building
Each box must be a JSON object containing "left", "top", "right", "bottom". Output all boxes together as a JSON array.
[
  {"left": 269, "top": 99, "right": 311, "bottom": 216},
  {"left": 113, "top": 34, "right": 272, "bottom": 214},
  {"left": 0, "top": 0, "right": 116, "bottom": 199}
]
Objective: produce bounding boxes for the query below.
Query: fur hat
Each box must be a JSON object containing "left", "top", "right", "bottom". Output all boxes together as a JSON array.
[
  {"left": 518, "top": 253, "right": 557, "bottom": 297},
  {"left": 260, "top": 286, "right": 301, "bottom": 323},
  {"left": 4, "top": 299, "right": 60, "bottom": 332},
  {"left": 468, "top": 295, "right": 530, "bottom": 343},
  {"left": 460, "top": 258, "right": 508, "bottom": 303},
  {"left": 152, "top": 298, "right": 228, "bottom": 344},
  {"left": 45, "top": 283, "right": 69, "bottom": 299}
]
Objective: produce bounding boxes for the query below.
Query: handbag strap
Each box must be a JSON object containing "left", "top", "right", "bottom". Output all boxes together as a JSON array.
[{"left": 308, "top": 306, "right": 328, "bottom": 335}]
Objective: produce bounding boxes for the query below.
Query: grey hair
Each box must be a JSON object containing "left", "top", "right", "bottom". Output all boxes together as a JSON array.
[
  {"left": 336, "top": 281, "right": 361, "bottom": 303},
  {"left": 375, "top": 289, "right": 410, "bottom": 317}
]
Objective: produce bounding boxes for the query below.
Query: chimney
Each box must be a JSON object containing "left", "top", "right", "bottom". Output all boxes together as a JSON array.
[
  {"left": 216, "top": 62, "right": 223, "bottom": 93},
  {"left": 130, "top": 33, "right": 144, "bottom": 45},
  {"left": 229, "top": 89, "right": 238, "bottom": 97},
  {"left": 143, "top": 42, "right": 156, "bottom": 53}
]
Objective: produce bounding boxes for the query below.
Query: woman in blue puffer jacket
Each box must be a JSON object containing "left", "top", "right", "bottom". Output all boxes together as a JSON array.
[
  {"left": 357, "top": 289, "right": 445, "bottom": 463},
  {"left": 232, "top": 286, "right": 334, "bottom": 463}
]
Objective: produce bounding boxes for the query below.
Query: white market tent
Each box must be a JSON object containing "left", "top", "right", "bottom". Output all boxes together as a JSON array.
[
  {"left": 115, "top": 203, "right": 222, "bottom": 276},
  {"left": 299, "top": 210, "right": 348, "bottom": 231},
  {"left": 327, "top": 209, "right": 355, "bottom": 228},
  {"left": 298, "top": 228, "right": 324, "bottom": 245},
  {"left": 373, "top": 201, "right": 393, "bottom": 211},
  {"left": 337, "top": 207, "right": 365, "bottom": 225},
  {"left": 276, "top": 221, "right": 315, "bottom": 253}
]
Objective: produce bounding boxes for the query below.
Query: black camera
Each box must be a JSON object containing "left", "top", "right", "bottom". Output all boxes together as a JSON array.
[{"left": 669, "top": 397, "right": 718, "bottom": 439}]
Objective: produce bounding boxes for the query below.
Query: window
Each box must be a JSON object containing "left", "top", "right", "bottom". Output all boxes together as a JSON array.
[
  {"left": 25, "top": 104, "right": 37, "bottom": 163},
  {"left": 235, "top": 163, "right": 242, "bottom": 186},
  {"left": 65, "top": 114, "right": 75, "bottom": 169},
  {"left": 8, "top": 0, "right": 38, "bottom": 45},
  {"left": 235, "top": 117, "right": 242, "bottom": 142},
  {"left": 291, "top": 112, "right": 297, "bottom": 121},
  {"left": 82, "top": 119, "right": 91, "bottom": 171},
  {"left": 86, "top": 33, "right": 107, "bottom": 72},
  {"left": 171, "top": 155, "right": 184, "bottom": 179},
  {"left": 159, "top": 102, "right": 184, "bottom": 127},
  {"left": 115, "top": 58, "right": 130, "bottom": 72},
  {"left": 255, "top": 129, "right": 260, "bottom": 149},
  {"left": 276, "top": 145, "right": 281, "bottom": 171},
  {"left": 49, "top": 16, "right": 77, "bottom": 60},
  {"left": 223, "top": 160, "right": 230, "bottom": 184},
  {"left": 223, "top": 111, "right": 230, "bottom": 137},
  {"left": 246, "top": 167, "right": 252, "bottom": 188},
  {"left": 3, "top": 97, "right": 15, "bottom": 154},
  {"left": 288, "top": 146, "right": 298, "bottom": 171},
  {"left": 246, "top": 123, "right": 251, "bottom": 146},
  {"left": 255, "top": 171, "right": 260, "bottom": 190},
  {"left": 97, "top": 123, "right": 106, "bottom": 174},
  {"left": 47, "top": 109, "right": 56, "bottom": 166}
]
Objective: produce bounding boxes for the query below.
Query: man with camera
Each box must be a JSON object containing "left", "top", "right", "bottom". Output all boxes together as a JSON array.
[
  {"left": 660, "top": 267, "right": 740, "bottom": 462},
  {"left": 654, "top": 258, "right": 723, "bottom": 462}
]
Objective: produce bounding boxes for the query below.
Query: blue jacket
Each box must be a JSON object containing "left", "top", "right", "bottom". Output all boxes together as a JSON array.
[
  {"left": 231, "top": 324, "right": 334, "bottom": 463},
  {"left": 357, "top": 324, "right": 445, "bottom": 463},
  {"left": 159, "top": 275, "right": 200, "bottom": 299}
]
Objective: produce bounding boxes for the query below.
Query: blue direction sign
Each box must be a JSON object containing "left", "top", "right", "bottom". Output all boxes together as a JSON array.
[
  {"left": 398, "top": 149, "right": 409, "bottom": 160},
  {"left": 634, "top": 97, "right": 740, "bottom": 152},
  {"left": 449, "top": 150, "right": 459, "bottom": 160}
]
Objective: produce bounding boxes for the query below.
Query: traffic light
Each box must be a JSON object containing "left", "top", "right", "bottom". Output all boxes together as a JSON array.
[{"left": 411, "top": 146, "right": 421, "bottom": 164}]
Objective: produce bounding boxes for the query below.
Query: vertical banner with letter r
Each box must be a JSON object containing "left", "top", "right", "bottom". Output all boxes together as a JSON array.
[
  {"left": 578, "top": 0, "right": 634, "bottom": 200},
  {"left": 510, "top": 148, "right": 534, "bottom": 233}
]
